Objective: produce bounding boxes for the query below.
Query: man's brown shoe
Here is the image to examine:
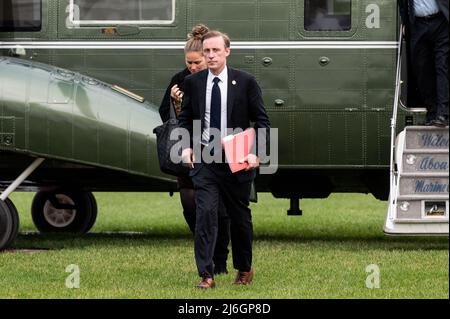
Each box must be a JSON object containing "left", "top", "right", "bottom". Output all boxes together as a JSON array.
[
  {"left": 233, "top": 269, "right": 254, "bottom": 285},
  {"left": 196, "top": 277, "right": 215, "bottom": 289}
]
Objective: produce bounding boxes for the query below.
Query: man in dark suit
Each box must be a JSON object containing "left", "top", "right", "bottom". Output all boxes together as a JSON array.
[
  {"left": 178, "top": 30, "right": 270, "bottom": 289},
  {"left": 399, "top": 0, "right": 449, "bottom": 127}
]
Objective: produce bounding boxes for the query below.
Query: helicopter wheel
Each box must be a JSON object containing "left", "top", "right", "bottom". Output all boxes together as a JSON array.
[
  {"left": 0, "top": 199, "right": 19, "bottom": 251},
  {"left": 85, "top": 192, "right": 98, "bottom": 233},
  {"left": 31, "top": 190, "right": 97, "bottom": 234}
]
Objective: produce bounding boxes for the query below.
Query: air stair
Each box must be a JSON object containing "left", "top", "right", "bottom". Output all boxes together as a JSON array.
[
  {"left": 384, "top": 26, "right": 449, "bottom": 235},
  {"left": 385, "top": 126, "right": 449, "bottom": 235}
]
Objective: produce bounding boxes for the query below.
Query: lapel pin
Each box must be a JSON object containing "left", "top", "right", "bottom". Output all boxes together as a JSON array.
[{"left": 232, "top": 80, "right": 237, "bottom": 85}]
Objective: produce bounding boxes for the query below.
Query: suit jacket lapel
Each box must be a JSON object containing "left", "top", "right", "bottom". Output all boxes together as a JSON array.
[
  {"left": 198, "top": 70, "right": 208, "bottom": 121},
  {"left": 227, "top": 67, "right": 235, "bottom": 126}
]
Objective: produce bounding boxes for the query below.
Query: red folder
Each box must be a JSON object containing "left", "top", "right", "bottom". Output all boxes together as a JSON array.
[{"left": 222, "top": 128, "right": 255, "bottom": 173}]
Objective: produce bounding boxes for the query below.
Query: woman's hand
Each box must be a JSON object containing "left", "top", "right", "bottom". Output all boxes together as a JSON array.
[{"left": 170, "top": 84, "right": 184, "bottom": 104}]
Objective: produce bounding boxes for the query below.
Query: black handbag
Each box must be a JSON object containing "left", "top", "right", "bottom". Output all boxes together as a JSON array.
[{"left": 153, "top": 102, "right": 189, "bottom": 177}]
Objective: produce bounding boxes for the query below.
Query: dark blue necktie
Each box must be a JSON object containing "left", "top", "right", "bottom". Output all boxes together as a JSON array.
[{"left": 210, "top": 77, "right": 221, "bottom": 137}]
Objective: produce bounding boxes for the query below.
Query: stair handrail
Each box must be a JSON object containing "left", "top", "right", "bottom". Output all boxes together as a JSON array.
[{"left": 389, "top": 24, "right": 404, "bottom": 215}]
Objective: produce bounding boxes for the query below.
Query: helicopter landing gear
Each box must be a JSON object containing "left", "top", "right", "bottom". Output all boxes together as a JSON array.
[
  {"left": 287, "top": 196, "right": 303, "bottom": 216},
  {"left": 31, "top": 190, "right": 97, "bottom": 234},
  {"left": 0, "top": 199, "right": 19, "bottom": 251},
  {"left": 0, "top": 158, "right": 44, "bottom": 251}
]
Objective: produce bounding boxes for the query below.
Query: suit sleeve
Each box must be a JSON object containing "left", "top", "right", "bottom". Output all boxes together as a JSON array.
[
  {"left": 178, "top": 76, "right": 194, "bottom": 149},
  {"left": 159, "top": 74, "right": 178, "bottom": 122},
  {"left": 247, "top": 76, "right": 271, "bottom": 159}
]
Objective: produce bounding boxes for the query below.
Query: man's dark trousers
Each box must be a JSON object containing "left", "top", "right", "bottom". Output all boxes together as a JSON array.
[
  {"left": 192, "top": 163, "right": 252, "bottom": 279},
  {"left": 410, "top": 12, "right": 449, "bottom": 120}
]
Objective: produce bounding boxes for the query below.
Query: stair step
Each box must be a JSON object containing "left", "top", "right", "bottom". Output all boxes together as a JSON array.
[
  {"left": 400, "top": 172, "right": 449, "bottom": 178},
  {"left": 393, "top": 219, "right": 448, "bottom": 224},
  {"left": 403, "top": 149, "right": 449, "bottom": 154},
  {"left": 404, "top": 127, "right": 449, "bottom": 150},
  {"left": 396, "top": 198, "right": 448, "bottom": 219},
  {"left": 384, "top": 224, "right": 449, "bottom": 236},
  {"left": 399, "top": 177, "right": 449, "bottom": 196},
  {"left": 400, "top": 153, "right": 449, "bottom": 174},
  {"left": 404, "top": 126, "right": 449, "bottom": 131},
  {"left": 397, "top": 195, "right": 449, "bottom": 201}
]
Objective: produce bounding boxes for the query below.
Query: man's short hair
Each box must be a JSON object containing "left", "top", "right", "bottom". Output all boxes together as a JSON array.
[{"left": 202, "top": 30, "right": 231, "bottom": 48}]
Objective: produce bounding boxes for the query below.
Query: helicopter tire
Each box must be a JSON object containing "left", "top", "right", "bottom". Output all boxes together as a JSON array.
[
  {"left": 0, "top": 200, "right": 14, "bottom": 251},
  {"left": 85, "top": 192, "right": 98, "bottom": 233},
  {"left": 31, "top": 190, "right": 94, "bottom": 234},
  {"left": 3, "top": 198, "right": 20, "bottom": 249}
]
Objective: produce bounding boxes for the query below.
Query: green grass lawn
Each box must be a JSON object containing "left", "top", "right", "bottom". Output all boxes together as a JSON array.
[{"left": 0, "top": 192, "right": 448, "bottom": 299}]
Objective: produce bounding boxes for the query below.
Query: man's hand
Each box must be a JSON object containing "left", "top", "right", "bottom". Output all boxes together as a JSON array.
[
  {"left": 182, "top": 148, "right": 195, "bottom": 169},
  {"left": 239, "top": 154, "right": 260, "bottom": 171}
]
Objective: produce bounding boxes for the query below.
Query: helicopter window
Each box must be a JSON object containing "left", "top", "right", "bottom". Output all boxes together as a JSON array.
[
  {"left": 304, "top": 0, "right": 351, "bottom": 31},
  {"left": 71, "top": 0, "right": 175, "bottom": 25},
  {"left": 0, "top": 0, "right": 41, "bottom": 31}
]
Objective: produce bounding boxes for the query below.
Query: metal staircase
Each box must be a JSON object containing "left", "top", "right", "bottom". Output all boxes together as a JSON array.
[
  {"left": 385, "top": 126, "right": 449, "bottom": 235},
  {"left": 384, "top": 26, "right": 448, "bottom": 235}
]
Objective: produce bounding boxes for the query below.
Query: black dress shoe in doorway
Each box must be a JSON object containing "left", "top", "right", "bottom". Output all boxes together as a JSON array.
[{"left": 429, "top": 115, "right": 449, "bottom": 128}]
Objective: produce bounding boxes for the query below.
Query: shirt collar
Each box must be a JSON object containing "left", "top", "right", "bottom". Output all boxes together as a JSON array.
[{"left": 208, "top": 66, "right": 228, "bottom": 84}]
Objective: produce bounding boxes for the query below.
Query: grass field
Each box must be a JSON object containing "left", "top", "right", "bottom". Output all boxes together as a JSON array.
[{"left": 0, "top": 192, "right": 448, "bottom": 299}]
